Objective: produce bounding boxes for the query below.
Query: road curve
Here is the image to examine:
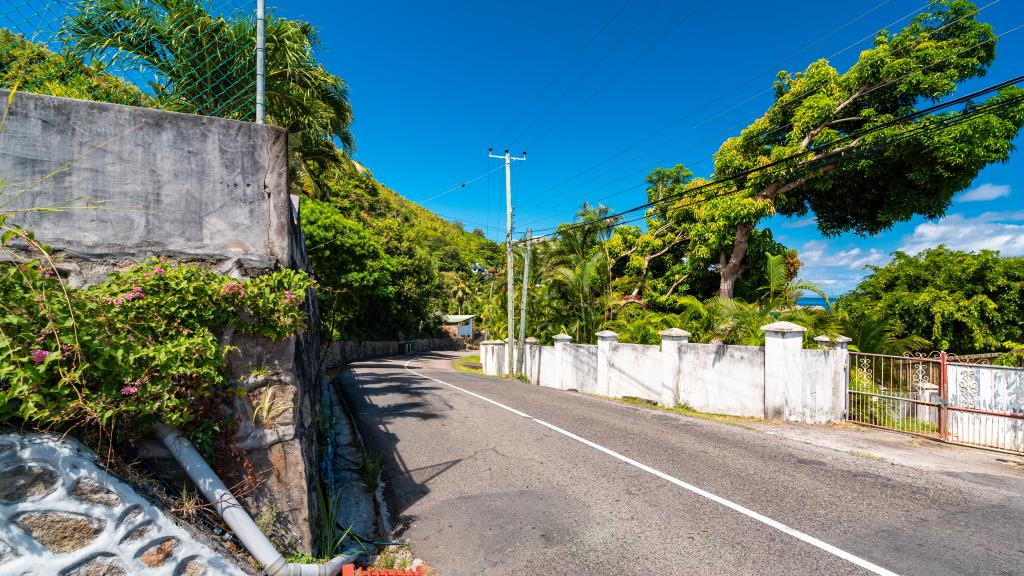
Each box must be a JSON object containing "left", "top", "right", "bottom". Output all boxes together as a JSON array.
[{"left": 340, "top": 352, "right": 1024, "bottom": 576}]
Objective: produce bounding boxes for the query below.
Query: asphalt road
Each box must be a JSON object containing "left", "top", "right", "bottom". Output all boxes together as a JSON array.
[{"left": 340, "top": 352, "right": 1024, "bottom": 576}]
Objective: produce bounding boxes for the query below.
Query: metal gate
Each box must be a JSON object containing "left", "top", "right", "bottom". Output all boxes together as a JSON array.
[{"left": 847, "top": 351, "right": 1024, "bottom": 454}]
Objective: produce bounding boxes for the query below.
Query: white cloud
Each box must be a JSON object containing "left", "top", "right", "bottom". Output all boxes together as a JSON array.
[
  {"left": 958, "top": 183, "right": 1011, "bottom": 203},
  {"left": 795, "top": 240, "right": 892, "bottom": 295},
  {"left": 900, "top": 212, "right": 1024, "bottom": 255},
  {"left": 781, "top": 216, "right": 817, "bottom": 228}
]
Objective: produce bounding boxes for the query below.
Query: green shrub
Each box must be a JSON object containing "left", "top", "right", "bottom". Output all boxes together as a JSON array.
[{"left": 0, "top": 227, "right": 313, "bottom": 433}]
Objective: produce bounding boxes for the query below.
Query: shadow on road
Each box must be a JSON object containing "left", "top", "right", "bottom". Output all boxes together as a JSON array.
[{"left": 337, "top": 355, "right": 462, "bottom": 536}]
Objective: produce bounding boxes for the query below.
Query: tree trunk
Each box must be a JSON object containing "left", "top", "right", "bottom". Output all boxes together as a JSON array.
[{"left": 718, "top": 222, "right": 753, "bottom": 298}]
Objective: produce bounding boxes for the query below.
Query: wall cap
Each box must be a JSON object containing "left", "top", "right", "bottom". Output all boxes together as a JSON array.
[
  {"left": 659, "top": 328, "right": 691, "bottom": 338},
  {"left": 553, "top": 334, "right": 573, "bottom": 342},
  {"left": 525, "top": 337, "right": 540, "bottom": 344},
  {"left": 760, "top": 321, "right": 807, "bottom": 333},
  {"left": 813, "top": 335, "right": 852, "bottom": 344},
  {"left": 595, "top": 330, "right": 619, "bottom": 340}
]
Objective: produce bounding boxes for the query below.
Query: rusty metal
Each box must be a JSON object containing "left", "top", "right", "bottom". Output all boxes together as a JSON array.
[{"left": 847, "top": 351, "right": 1024, "bottom": 454}]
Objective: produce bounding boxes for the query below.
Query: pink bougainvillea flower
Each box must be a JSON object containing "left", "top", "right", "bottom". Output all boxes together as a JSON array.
[
  {"left": 121, "top": 385, "right": 139, "bottom": 396},
  {"left": 153, "top": 267, "right": 166, "bottom": 275},
  {"left": 30, "top": 349, "right": 50, "bottom": 364},
  {"left": 221, "top": 282, "right": 245, "bottom": 296}
]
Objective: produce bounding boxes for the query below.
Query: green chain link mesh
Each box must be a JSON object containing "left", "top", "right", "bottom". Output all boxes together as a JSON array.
[{"left": 1, "top": 0, "right": 259, "bottom": 121}]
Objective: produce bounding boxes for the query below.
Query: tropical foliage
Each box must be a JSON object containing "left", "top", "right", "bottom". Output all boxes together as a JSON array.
[
  {"left": 838, "top": 247, "right": 1024, "bottom": 354},
  {"left": 0, "top": 223, "right": 313, "bottom": 432},
  {"left": 642, "top": 0, "right": 1024, "bottom": 297}
]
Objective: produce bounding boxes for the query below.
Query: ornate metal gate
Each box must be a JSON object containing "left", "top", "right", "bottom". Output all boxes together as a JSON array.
[{"left": 847, "top": 352, "right": 1024, "bottom": 454}]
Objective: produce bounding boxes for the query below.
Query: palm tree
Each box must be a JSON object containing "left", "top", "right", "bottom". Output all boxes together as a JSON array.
[
  {"left": 63, "top": 0, "right": 353, "bottom": 169},
  {"left": 550, "top": 251, "right": 607, "bottom": 343}
]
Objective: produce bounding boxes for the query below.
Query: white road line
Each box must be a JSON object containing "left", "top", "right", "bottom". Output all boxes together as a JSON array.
[
  {"left": 402, "top": 358, "right": 900, "bottom": 576},
  {"left": 404, "top": 359, "right": 533, "bottom": 418}
]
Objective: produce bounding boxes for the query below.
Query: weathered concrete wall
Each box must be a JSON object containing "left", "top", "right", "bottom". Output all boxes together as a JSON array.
[
  {"left": 607, "top": 343, "right": 662, "bottom": 402},
  {"left": 0, "top": 89, "right": 292, "bottom": 285},
  {"left": 523, "top": 327, "right": 849, "bottom": 424},
  {"left": 679, "top": 343, "right": 765, "bottom": 418},
  {"left": 562, "top": 344, "right": 598, "bottom": 393},
  {"left": 323, "top": 338, "right": 466, "bottom": 369},
  {"left": 0, "top": 91, "right": 322, "bottom": 552}
]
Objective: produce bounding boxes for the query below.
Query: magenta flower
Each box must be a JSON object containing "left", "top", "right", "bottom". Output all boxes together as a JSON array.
[
  {"left": 121, "top": 385, "right": 139, "bottom": 396},
  {"left": 30, "top": 349, "right": 50, "bottom": 364},
  {"left": 153, "top": 267, "right": 166, "bottom": 275}
]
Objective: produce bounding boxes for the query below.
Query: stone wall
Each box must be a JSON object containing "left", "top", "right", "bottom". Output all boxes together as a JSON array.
[
  {"left": 323, "top": 338, "right": 466, "bottom": 369},
  {"left": 0, "top": 91, "right": 323, "bottom": 552}
]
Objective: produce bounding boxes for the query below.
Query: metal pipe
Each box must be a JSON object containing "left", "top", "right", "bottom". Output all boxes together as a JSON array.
[
  {"left": 255, "top": 0, "right": 266, "bottom": 124},
  {"left": 154, "top": 422, "right": 357, "bottom": 575}
]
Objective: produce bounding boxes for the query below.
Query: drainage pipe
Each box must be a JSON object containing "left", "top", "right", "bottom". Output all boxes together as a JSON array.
[{"left": 155, "top": 422, "right": 357, "bottom": 576}]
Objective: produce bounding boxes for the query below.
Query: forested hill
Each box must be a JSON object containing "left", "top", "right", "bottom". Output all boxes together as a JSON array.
[{"left": 299, "top": 164, "right": 502, "bottom": 341}]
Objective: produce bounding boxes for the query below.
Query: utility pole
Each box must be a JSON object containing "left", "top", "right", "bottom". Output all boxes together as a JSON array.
[
  {"left": 516, "top": 228, "right": 532, "bottom": 375},
  {"left": 255, "top": 0, "right": 266, "bottom": 124},
  {"left": 489, "top": 147, "right": 526, "bottom": 374}
]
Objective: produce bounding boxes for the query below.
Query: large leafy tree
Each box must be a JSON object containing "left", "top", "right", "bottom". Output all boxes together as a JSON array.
[
  {"left": 62, "top": 0, "right": 354, "bottom": 165},
  {"left": 662, "top": 0, "right": 1024, "bottom": 297},
  {"left": 839, "top": 247, "right": 1024, "bottom": 353}
]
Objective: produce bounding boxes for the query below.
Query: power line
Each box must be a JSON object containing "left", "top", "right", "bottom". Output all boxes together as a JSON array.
[
  {"left": 576, "top": 92, "right": 1024, "bottom": 239},
  {"left": 416, "top": 165, "right": 504, "bottom": 204},
  {"left": 506, "top": 0, "right": 669, "bottom": 147},
  {"left": 518, "top": 0, "right": 991, "bottom": 206},
  {"left": 490, "top": 0, "right": 636, "bottom": 144},
  {"left": 522, "top": 74, "right": 1024, "bottom": 241},
  {"left": 522, "top": 0, "right": 712, "bottom": 150},
  {"left": 519, "top": 13, "right": 1019, "bottom": 227}
]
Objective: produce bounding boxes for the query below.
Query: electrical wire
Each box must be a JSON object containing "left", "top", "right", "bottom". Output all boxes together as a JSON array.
[
  {"left": 520, "top": 74, "right": 1024, "bottom": 241},
  {"left": 522, "top": 0, "right": 713, "bottom": 150},
  {"left": 518, "top": 15, "right": 1020, "bottom": 228},
  {"left": 518, "top": 0, "right": 996, "bottom": 207},
  {"left": 490, "top": 0, "right": 636, "bottom": 144},
  {"left": 416, "top": 165, "right": 504, "bottom": 204},
  {"left": 506, "top": 0, "right": 669, "bottom": 147}
]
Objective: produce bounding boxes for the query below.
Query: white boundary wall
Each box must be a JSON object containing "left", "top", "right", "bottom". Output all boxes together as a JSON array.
[
  {"left": 678, "top": 343, "right": 764, "bottom": 417},
  {"left": 486, "top": 324, "right": 849, "bottom": 424}
]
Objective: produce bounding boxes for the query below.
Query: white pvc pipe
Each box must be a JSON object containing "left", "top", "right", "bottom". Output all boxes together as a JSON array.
[{"left": 155, "top": 422, "right": 357, "bottom": 576}]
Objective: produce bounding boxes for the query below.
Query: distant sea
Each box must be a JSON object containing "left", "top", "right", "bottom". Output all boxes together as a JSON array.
[{"left": 796, "top": 296, "right": 832, "bottom": 310}]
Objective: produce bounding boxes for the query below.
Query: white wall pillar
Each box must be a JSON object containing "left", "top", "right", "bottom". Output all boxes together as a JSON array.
[
  {"left": 553, "top": 334, "right": 572, "bottom": 390},
  {"left": 762, "top": 321, "right": 807, "bottom": 420},
  {"left": 480, "top": 340, "right": 502, "bottom": 376},
  {"left": 480, "top": 341, "right": 491, "bottom": 374},
  {"left": 659, "top": 328, "right": 690, "bottom": 407},
  {"left": 524, "top": 337, "right": 540, "bottom": 384},
  {"left": 596, "top": 330, "right": 619, "bottom": 397},
  {"left": 814, "top": 334, "right": 852, "bottom": 422}
]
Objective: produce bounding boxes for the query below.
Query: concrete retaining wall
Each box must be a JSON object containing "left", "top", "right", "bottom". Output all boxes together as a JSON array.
[
  {"left": 0, "top": 89, "right": 292, "bottom": 285},
  {"left": 0, "top": 90, "right": 323, "bottom": 552}
]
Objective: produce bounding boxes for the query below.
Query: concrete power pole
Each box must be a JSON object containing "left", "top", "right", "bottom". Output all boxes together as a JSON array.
[
  {"left": 516, "top": 228, "right": 532, "bottom": 375},
  {"left": 489, "top": 148, "right": 526, "bottom": 374}
]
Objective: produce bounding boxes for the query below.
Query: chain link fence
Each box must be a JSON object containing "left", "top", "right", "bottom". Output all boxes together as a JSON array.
[{"left": 1, "top": 0, "right": 260, "bottom": 121}]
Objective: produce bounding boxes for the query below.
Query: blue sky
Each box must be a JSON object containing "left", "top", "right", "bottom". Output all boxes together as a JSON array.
[{"left": 276, "top": 0, "right": 1024, "bottom": 295}]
